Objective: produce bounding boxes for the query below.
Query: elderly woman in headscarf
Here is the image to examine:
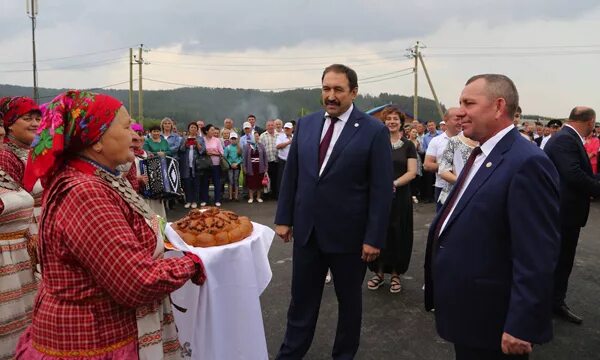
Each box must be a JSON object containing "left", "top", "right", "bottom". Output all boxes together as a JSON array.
[
  {"left": 0, "top": 98, "right": 40, "bottom": 359},
  {"left": 16, "top": 90, "right": 206, "bottom": 360}
]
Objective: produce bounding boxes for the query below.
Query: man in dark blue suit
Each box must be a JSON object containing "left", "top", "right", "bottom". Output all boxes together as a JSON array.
[
  {"left": 424, "top": 74, "right": 560, "bottom": 359},
  {"left": 544, "top": 106, "right": 600, "bottom": 324},
  {"left": 274, "top": 64, "right": 393, "bottom": 359}
]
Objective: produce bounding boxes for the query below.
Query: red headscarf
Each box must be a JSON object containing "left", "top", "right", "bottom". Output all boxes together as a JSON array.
[
  {"left": 0, "top": 96, "right": 40, "bottom": 134},
  {"left": 23, "top": 90, "right": 122, "bottom": 191}
]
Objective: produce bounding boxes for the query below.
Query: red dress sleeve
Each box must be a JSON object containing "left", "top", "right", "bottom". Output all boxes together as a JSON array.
[
  {"left": 56, "top": 180, "right": 197, "bottom": 307},
  {"left": 125, "top": 162, "right": 140, "bottom": 192},
  {"left": 0, "top": 150, "right": 24, "bottom": 186}
]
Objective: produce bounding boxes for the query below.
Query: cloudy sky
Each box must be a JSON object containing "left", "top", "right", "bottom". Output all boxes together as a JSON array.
[{"left": 1, "top": 0, "right": 599, "bottom": 118}]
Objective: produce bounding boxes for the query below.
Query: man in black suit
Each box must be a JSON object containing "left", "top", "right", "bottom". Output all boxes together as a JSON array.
[
  {"left": 247, "top": 114, "right": 264, "bottom": 135},
  {"left": 544, "top": 106, "right": 600, "bottom": 324}
]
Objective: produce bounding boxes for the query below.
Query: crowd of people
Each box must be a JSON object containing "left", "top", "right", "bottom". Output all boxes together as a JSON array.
[
  {"left": 0, "top": 63, "right": 598, "bottom": 360},
  {"left": 124, "top": 115, "right": 297, "bottom": 213}
]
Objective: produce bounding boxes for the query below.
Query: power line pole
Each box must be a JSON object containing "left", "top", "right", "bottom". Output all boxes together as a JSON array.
[
  {"left": 418, "top": 53, "right": 445, "bottom": 122},
  {"left": 412, "top": 41, "right": 419, "bottom": 122},
  {"left": 134, "top": 44, "right": 145, "bottom": 126},
  {"left": 129, "top": 48, "right": 134, "bottom": 118},
  {"left": 26, "top": 0, "right": 39, "bottom": 102}
]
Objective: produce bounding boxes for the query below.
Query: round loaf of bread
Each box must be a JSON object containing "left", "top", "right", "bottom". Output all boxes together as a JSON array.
[{"left": 172, "top": 207, "right": 253, "bottom": 248}]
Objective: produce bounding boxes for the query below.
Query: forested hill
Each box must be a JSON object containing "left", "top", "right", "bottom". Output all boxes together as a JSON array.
[{"left": 0, "top": 84, "right": 445, "bottom": 127}]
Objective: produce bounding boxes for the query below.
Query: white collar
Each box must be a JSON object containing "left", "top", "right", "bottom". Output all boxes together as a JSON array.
[
  {"left": 564, "top": 124, "right": 585, "bottom": 144},
  {"left": 325, "top": 103, "right": 354, "bottom": 124},
  {"left": 480, "top": 124, "right": 515, "bottom": 157}
]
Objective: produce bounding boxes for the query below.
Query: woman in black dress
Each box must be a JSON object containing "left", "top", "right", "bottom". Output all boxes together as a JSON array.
[{"left": 367, "top": 107, "right": 417, "bottom": 293}]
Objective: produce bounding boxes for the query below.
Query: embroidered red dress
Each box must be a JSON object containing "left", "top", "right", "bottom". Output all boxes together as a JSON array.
[
  {"left": 0, "top": 143, "right": 39, "bottom": 359},
  {"left": 19, "top": 162, "right": 198, "bottom": 358}
]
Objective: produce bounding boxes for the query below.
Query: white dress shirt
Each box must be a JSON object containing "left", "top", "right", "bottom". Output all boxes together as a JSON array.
[
  {"left": 440, "top": 124, "right": 515, "bottom": 233},
  {"left": 426, "top": 131, "right": 451, "bottom": 188},
  {"left": 540, "top": 135, "right": 552, "bottom": 150},
  {"left": 319, "top": 104, "right": 353, "bottom": 176},
  {"left": 276, "top": 133, "right": 293, "bottom": 161}
]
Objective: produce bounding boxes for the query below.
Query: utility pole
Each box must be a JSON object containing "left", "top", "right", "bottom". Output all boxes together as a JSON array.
[
  {"left": 129, "top": 48, "right": 134, "bottom": 118},
  {"left": 134, "top": 44, "right": 145, "bottom": 126},
  {"left": 412, "top": 41, "right": 420, "bottom": 122},
  {"left": 26, "top": 0, "right": 39, "bottom": 102},
  {"left": 418, "top": 53, "right": 445, "bottom": 122}
]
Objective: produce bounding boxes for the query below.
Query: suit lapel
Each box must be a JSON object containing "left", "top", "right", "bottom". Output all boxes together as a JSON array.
[
  {"left": 307, "top": 111, "right": 326, "bottom": 179},
  {"left": 441, "top": 129, "right": 518, "bottom": 237},
  {"left": 320, "top": 107, "right": 363, "bottom": 178}
]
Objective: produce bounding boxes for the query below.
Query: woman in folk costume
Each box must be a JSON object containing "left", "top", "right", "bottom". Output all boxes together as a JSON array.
[
  {"left": 0, "top": 106, "right": 39, "bottom": 359},
  {"left": 128, "top": 123, "right": 167, "bottom": 218},
  {"left": 0, "top": 97, "right": 44, "bottom": 239},
  {"left": 16, "top": 90, "right": 206, "bottom": 360}
]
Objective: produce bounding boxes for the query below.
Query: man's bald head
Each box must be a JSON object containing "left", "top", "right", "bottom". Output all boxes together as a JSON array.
[
  {"left": 568, "top": 107, "right": 596, "bottom": 123},
  {"left": 568, "top": 106, "right": 596, "bottom": 137}
]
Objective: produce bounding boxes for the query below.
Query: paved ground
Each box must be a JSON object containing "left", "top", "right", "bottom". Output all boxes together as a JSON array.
[{"left": 167, "top": 198, "right": 600, "bottom": 360}]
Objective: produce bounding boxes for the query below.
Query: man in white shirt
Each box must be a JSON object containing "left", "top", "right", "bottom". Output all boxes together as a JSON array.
[
  {"left": 424, "top": 74, "right": 560, "bottom": 360},
  {"left": 260, "top": 120, "right": 279, "bottom": 199},
  {"left": 274, "top": 118, "right": 284, "bottom": 135},
  {"left": 424, "top": 108, "right": 461, "bottom": 211},
  {"left": 275, "top": 122, "right": 294, "bottom": 196},
  {"left": 540, "top": 119, "right": 562, "bottom": 149}
]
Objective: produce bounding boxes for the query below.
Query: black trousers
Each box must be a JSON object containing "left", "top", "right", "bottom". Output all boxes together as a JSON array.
[
  {"left": 553, "top": 225, "right": 581, "bottom": 306},
  {"left": 454, "top": 344, "right": 529, "bottom": 360},
  {"left": 276, "top": 235, "right": 367, "bottom": 360},
  {"left": 421, "top": 170, "right": 435, "bottom": 202},
  {"left": 276, "top": 158, "right": 287, "bottom": 198},
  {"left": 267, "top": 161, "right": 279, "bottom": 199}
]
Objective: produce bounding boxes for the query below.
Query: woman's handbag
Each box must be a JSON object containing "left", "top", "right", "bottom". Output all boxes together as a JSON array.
[
  {"left": 194, "top": 154, "right": 212, "bottom": 172},
  {"left": 220, "top": 156, "right": 230, "bottom": 172},
  {"left": 262, "top": 173, "right": 271, "bottom": 193}
]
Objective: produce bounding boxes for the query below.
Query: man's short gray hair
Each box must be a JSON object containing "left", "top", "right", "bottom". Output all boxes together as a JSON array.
[{"left": 466, "top": 74, "right": 519, "bottom": 118}]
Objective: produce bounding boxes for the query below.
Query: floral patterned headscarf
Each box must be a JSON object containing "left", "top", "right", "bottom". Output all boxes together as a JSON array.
[
  {"left": 0, "top": 96, "right": 40, "bottom": 133},
  {"left": 23, "top": 90, "right": 122, "bottom": 191}
]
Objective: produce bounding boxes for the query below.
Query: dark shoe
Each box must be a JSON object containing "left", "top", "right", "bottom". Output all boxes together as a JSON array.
[{"left": 554, "top": 304, "right": 583, "bottom": 324}]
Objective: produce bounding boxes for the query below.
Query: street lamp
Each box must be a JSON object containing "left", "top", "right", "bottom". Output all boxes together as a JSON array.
[{"left": 25, "top": 0, "right": 39, "bottom": 102}]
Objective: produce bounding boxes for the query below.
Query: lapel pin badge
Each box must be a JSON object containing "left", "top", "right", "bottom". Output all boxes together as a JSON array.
[
  {"left": 485, "top": 162, "right": 492, "bottom": 168},
  {"left": 354, "top": 123, "right": 359, "bottom": 127}
]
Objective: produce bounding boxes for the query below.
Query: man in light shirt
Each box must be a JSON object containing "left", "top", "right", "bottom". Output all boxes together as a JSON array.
[
  {"left": 274, "top": 119, "right": 284, "bottom": 134},
  {"left": 425, "top": 74, "right": 560, "bottom": 360},
  {"left": 424, "top": 108, "right": 461, "bottom": 211},
  {"left": 540, "top": 119, "right": 562, "bottom": 149},
  {"left": 275, "top": 122, "right": 294, "bottom": 196},
  {"left": 260, "top": 120, "right": 279, "bottom": 199}
]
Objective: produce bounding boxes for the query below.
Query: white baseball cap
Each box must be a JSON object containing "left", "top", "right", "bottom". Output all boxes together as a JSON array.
[
  {"left": 243, "top": 122, "right": 252, "bottom": 129},
  {"left": 284, "top": 122, "right": 294, "bottom": 129},
  {"left": 229, "top": 132, "right": 238, "bottom": 139}
]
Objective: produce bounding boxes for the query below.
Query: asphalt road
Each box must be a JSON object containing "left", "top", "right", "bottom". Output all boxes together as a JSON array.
[{"left": 167, "top": 198, "right": 600, "bottom": 360}]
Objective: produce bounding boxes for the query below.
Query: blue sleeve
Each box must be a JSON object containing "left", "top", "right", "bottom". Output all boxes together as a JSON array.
[
  {"left": 545, "top": 135, "right": 600, "bottom": 197},
  {"left": 504, "top": 154, "right": 560, "bottom": 343}
]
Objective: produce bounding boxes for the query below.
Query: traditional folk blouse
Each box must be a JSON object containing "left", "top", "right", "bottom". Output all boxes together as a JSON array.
[{"left": 29, "top": 162, "right": 197, "bottom": 357}]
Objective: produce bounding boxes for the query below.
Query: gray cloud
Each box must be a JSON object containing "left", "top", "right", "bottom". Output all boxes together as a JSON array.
[{"left": 2, "top": 0, "right": 599, "bottom": 54}]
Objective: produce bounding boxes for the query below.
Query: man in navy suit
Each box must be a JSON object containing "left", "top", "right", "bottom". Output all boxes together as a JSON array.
[
  {"left": 274, "top": 64, "right": 393, "bottom": 359},
  {"left": 544, "top": 106, "right": 600, "bottom": 324},
  {"left": 424, "top": 74, "right": 560, "bottom": 359}
]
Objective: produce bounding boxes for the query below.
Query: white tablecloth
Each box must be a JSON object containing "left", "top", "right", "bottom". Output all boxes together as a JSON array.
[{"left": 165, "top": 222, "right": 274, "bottom": 360}]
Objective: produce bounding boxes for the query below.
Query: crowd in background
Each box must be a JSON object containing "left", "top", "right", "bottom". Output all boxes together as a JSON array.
[{"left": 130, "top": 115, "right": 296, "bottom": 215}]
